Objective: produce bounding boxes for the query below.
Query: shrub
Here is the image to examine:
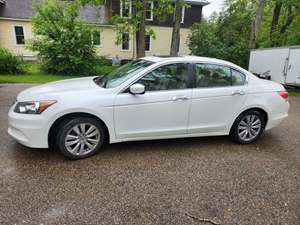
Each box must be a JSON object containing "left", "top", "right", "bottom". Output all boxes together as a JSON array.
[
  {"left": 94, "top": 65, "right": 116, "bottom": 75},
  {"left": 28, "top": 0, "right": 98, "bottom": 75},
  {"left": 96, "top": 56, "right": 112, "bottom": 66},
  {"left": 0, "top": 48, "right": 25, "bottom": 74}
]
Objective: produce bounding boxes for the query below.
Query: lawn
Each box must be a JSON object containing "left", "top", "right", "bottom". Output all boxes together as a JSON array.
[
  {"left": 0, "top": 63, "right": 115, "bottom": 84},
  {"left": 288, "top": 91, "right": 300, "bottom": 97}
]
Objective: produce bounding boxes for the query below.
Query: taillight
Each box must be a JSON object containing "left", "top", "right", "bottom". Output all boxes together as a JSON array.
[{"left": 278, "top": 91, "right": 289, "bottom": 100}]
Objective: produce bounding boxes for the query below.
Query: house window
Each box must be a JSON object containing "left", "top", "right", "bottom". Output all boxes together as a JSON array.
[
  {"left": 181, "top": 6, "right": 185, "bottom": 23},
  {"left": 120, "top": 0, "right": 131, "bottom": 18},
  {"left": 145, "top": 35, "right": 151, "bottom": 51},
  {"left": 92, "top": 30, "right": 101, "bottom": 46},
  {"left": 146, "top": 2, "right": 154, "bottom": 21},
  {"left": 14, "top": 26, "right": 25, "bottom": 45},
  {"left": 122, "top": 33, "right": 130, "bottom": 50}
]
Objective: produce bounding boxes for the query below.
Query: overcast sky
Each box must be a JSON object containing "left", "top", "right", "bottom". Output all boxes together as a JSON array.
[{"left": 202, "top": 0, "right": 225, "bottom": 17}]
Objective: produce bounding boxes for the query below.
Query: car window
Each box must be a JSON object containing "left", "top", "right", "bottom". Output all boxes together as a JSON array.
[
  {"left": 232, "top": 69, "right": 246, "bottom": 86},
  {"left": 195, "top": 64, "right": 231, "bottom": 87},
  {"left": 94, "top": 60, "right": 153, "bottom": 88},
  {"left": 137, "top": 63, "right": 190, "bottom": 91}
]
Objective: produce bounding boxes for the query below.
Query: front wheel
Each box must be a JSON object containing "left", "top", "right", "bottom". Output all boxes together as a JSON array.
[
  {"left": 230, "top": 110, "right": 265, "bottom": 144},
  {"left": 56, "top": 117, "right": 105, "bottom": 159}
]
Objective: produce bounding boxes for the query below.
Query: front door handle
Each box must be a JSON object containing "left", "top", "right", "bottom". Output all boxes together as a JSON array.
[
  {"left": 172, "top": 95, "right": 189, "bottom": 101},
  {"left": 232, "top": 90, "right": 245, "bottom": 96}
]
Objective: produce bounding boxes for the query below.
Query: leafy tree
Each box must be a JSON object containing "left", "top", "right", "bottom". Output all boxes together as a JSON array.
[
  {"left": 189, "top": 0, "right": 254, "bottom": 68},
  {"left": 28, "top": 0, "right": 98, "bottom": 75},
  {"left": 188, "top": 0, "right": 300, "bottom": 68},
  {"left": 188, "top": 20, "right": 224, "bottom": 58},
  {"left": 80, "top": 0, "right": 173, "bottom": 58},
  {"left": 259, "top": 0, "right": 300, "bottom": 47}
]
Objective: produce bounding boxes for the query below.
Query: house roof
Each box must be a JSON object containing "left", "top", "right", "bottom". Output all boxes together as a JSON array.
[
  {"left": 0, "top": 0, "right": 208, "bottom": 24},
  {"left": 0, "top": 0, "right": 107, "bottom": 24}
]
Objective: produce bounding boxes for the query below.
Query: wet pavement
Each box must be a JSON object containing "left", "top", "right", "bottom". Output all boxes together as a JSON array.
[{"left": 0, "top": 84, "right": 300, "bottom": 225}]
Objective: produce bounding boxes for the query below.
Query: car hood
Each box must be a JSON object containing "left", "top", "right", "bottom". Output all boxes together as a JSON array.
[{"left": 17, "top": 77, "right": 102, "bottom": 100}]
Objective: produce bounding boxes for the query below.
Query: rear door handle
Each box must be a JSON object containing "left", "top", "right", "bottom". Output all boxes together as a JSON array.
[
  {"left": 172, "top": 95, "right": 189, "bottom": 101},
  {"left": 231, "top": 90, "right": 245, "bottom": 96}
]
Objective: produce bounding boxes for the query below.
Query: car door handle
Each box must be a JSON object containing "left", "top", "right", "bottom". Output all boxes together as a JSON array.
[
  {"left": 172, "top": 96, "right": 189, "bottom": 101},
  {"left": 231, "top": 90, "right": 245, "bottom": 96}
]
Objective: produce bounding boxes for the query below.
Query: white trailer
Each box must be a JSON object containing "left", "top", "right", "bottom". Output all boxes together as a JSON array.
[{"left": 249, "top": 46, "right": 300, "bottom": 86}]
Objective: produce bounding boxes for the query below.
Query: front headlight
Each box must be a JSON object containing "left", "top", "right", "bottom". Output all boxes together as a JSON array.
[{"left": 14, "top": 100, "right": 57, "bottom": 114}]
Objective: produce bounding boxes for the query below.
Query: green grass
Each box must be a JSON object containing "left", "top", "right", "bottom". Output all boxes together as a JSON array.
[
  {"left": 286, "top": 87, "right": 300, "bottom": 96},
  {"left": 288, "top": 91, "right": 300, "bottom": 97},
  {"left": 0, "top": 63, "right": 115, "bottom": 84}
]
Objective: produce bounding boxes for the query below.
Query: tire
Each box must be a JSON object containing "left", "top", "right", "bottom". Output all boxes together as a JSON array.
[
  {"left": 56, "top": 117, "right": 105, "bottom": 159},
  {"left": 230, "top": 110, "right": 265, "bottom": 144}
]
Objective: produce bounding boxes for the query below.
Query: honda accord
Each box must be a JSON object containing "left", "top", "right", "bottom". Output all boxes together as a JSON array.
[{"left": 8, "top": 56, "right": 289, "bottom": 159}]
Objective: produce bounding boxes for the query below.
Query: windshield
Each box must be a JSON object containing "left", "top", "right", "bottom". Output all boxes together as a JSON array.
[{"left": 94, "top": 59, "right": 153, "bottom": 88}]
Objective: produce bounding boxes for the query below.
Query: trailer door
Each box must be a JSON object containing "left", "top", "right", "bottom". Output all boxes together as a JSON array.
[{"left": 286, "top": 48, "right": 300, "bottom": 85}]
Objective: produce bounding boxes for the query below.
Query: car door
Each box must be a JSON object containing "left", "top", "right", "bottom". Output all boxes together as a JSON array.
[
  {"left": 188, "top": 63, "right": 248, "bottom": 134},
  {"left": 114, "top": 63, "right": 193, "bottom": 140}
]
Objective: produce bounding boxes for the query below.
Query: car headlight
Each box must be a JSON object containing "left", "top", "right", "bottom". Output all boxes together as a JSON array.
[{"left": 14, "top": 100, "right": 57, "bottom": 114}]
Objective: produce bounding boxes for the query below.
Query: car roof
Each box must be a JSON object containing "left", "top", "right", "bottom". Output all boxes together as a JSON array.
[{"left": 141, "top": 56, "right": 237, "bottom": 67}]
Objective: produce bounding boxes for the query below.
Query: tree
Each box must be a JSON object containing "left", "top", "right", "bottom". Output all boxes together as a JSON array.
[
  {"left": 81, "top": 0, "right": 173, "bottom": 58},
  {"left": 259, "top": 0, "right": 300, "bottom": 47},
  {"left": 136, "top": 0, "right": 147, "bottom": 58},
  {"left": 170, "top": 0, "right": 184, "bottom": 56},
  {"left": 279, "top": 0, "right": 297, "bottom": 34},
  {"left": 188, "top": 20, "right": 223, "bottom": 58},
  {"left": 270, "top": 0, "right": 282, "bottom": 45},
  {"left": 28, "top": 0, "right": 98, "bottom": 75},
  {"left": 249, "top": 0, "right": 266, "bottom": 49},
  {"left": 188, "top": 0, "right": 256, "bottom": 68},
  {"left": 188, "top": 0, "right": 300, "bottom": 68}
]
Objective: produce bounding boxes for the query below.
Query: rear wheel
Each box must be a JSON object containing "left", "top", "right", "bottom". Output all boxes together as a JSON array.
[
  {"left": 230, "top": 110, "right": 265, "bottom": 144},
  {"left": 56, "top": 117, "right": 105, "bottom": 159}
]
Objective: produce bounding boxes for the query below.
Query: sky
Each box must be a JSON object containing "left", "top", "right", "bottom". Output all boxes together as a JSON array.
[{"left": 202, "top": 0, "right": 225, "bottom": 17}]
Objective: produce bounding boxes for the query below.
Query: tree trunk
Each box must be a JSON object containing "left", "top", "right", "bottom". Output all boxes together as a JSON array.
[
  {"left": 136, "top": 0, "right": 147, "bottom": 58},
  {"left": 280, "top": 2, "right": 295, "bottom": 34},
  {"left": 249, "top": 0, "right": 266, "bottom": 49},
  {"left": 170, "top": 0, "right": 183, "bottom": 56},
  {"left": 105, "top": 0, "right": 113, "bottom": 19},
  {"left": 270, "top": 0, "right": 282, "bottom": 46}
]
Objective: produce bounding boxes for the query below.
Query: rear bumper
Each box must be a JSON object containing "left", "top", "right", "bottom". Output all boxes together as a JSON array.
[
  {"left": 265, "top": 100, "right": 289, "bottom": 130},
  {"left": 265, "top": 113, "right": 288, "bottom": 130},
  {"left": 8, "top": 106, "right": 49, "bottom": 148}
]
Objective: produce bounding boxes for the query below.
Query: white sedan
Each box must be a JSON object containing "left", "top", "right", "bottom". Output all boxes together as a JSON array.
[{"left": 8, "top": 56, "right": 289, "bottom": 159}]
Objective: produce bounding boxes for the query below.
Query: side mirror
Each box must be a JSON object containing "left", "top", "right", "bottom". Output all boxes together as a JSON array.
[{"left": 129, "top": 83, "right": 145, "bottom": 95}]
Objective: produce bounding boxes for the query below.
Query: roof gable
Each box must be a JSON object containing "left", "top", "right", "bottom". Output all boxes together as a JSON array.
[{"left": 0, "top": 0, "right": 107, "bottom": 24}]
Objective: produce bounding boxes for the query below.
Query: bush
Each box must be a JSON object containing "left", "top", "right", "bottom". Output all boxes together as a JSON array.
[
  {"left": 94, "top": 65, "right": 116, "bottom": 75},
  {"left": 0, "top": 48, "right": 25, "bottom": 74},
  {"left": 96, "top": 56, "right": 112, "bottom": 66},
  {"left": 28, "top": 0, "right": 98, "bottom": 75}
]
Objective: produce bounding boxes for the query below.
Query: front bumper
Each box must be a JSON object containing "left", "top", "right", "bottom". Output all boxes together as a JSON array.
[{"left": 8, "top": 106, "right": 49, "bottom": 148}]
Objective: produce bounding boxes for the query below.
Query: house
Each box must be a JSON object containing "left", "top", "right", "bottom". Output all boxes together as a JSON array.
[{"left": 0, "top": 0, "right": 209, "bottom": 60}]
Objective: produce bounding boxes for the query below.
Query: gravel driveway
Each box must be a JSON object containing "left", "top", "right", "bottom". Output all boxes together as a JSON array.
[{"left": 0, "top": 84, "right": 299, "bottom": 225}]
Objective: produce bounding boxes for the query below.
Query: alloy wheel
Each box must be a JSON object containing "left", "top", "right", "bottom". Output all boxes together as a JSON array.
[
  {"left": 237, "top": 114, "right": 262, "bottom": 142},
  {"left": 64, "top": 123, "right": 101, "bottom": 156}
]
